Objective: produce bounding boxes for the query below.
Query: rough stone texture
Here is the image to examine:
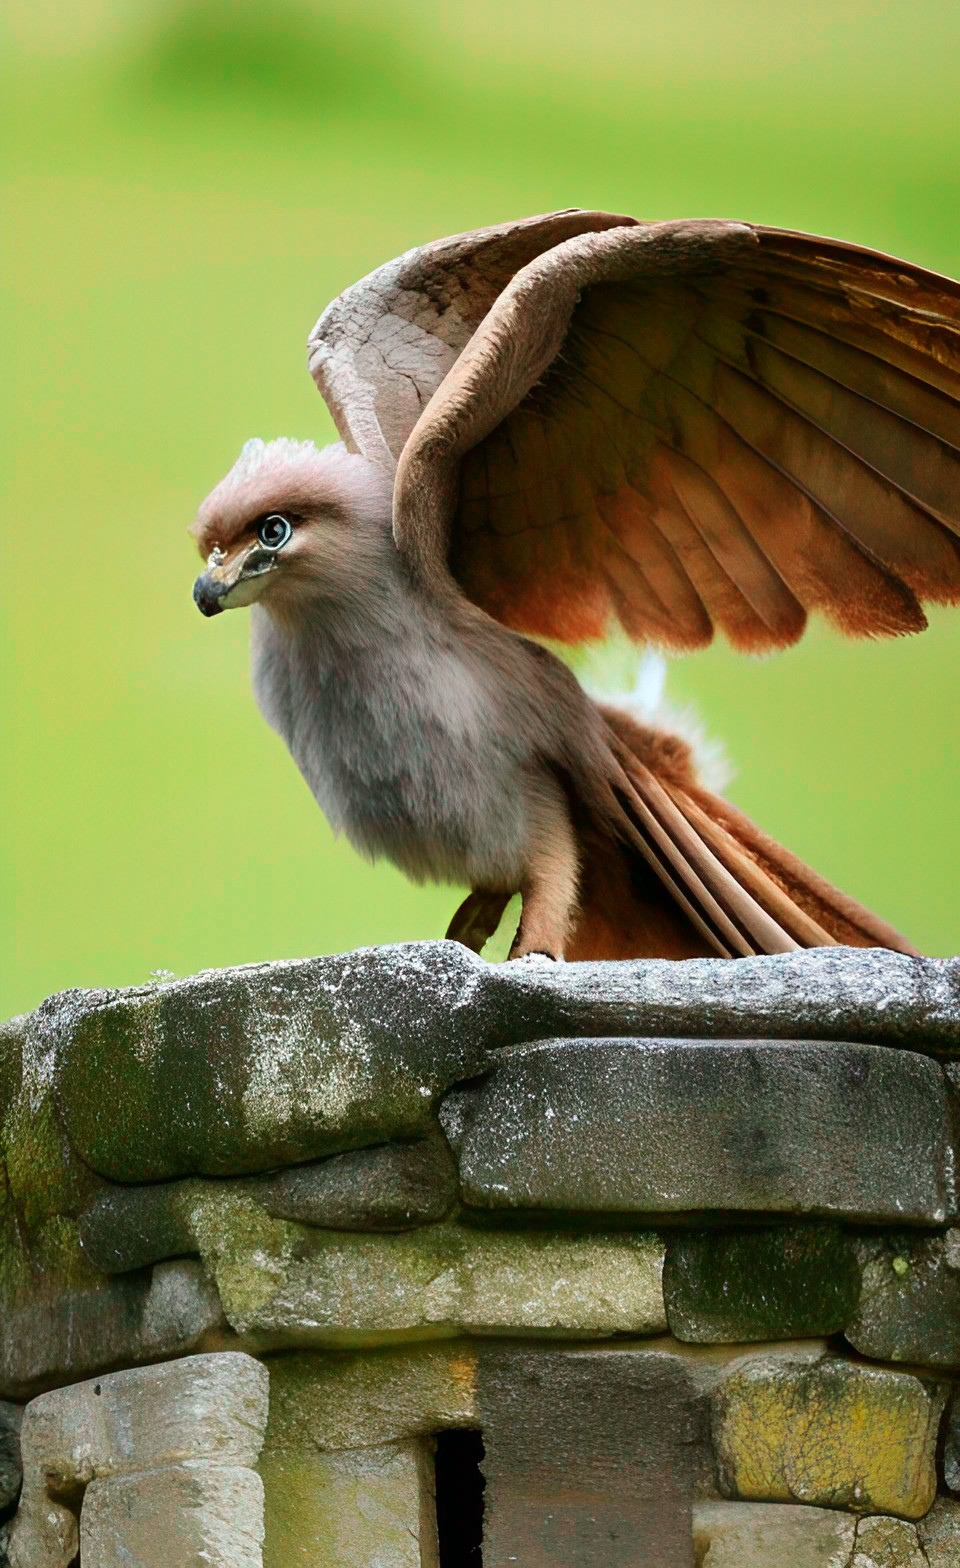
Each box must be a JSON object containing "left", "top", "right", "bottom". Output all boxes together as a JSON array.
[
  {"left": 9, "top": 1353, "right": 268, "bottom": 1568},
  {"left": 665, "top": 1224, "right": 861, "bottom": 1344},
  {"left": 210, "top": 1220, "right": 665, "bottom": 1342},
  {"left": 692, "top": 1501, "right": 856, "bottom": 1566},
  {"left": 845, "top": 1229, "right": 960, "bottom": 1369},
  {"left": 0, "top": 1404, "right": 22, "bottom": 1513},
  {"left": 80, "top": 1461, "right": 264, "bottom": 1568},
  {"left": 712, "top": 1352, "right": 946, "bottom": 1518},
  {"left": 263, "top": 1345, "right": 478, "bottom": 1455},
  {"left": 945, "top": 1388, "right": 960, "bottom": 1494},
  {"left": 79, "top": 1135, "right": 458, "bottom": 1274},
  {"left": 0, "top": 1259, "right": 227, "bottom": 1400},
  {"left": 917, "top": 1497, "right": 960, "bottom": 1566},
  {"left": 478, "top": 1346, "right": 699, "bottom": 1567},
  {"left": 460, "top": 1038, "right": 952, "bottom": 1224},
  {"left": 260, "top": 1442, "right": 438, "bottom": 1568},
  {"left": 19, "top": 943, "right": 957, "bottom": 1187},
  {"left": 852, "top": 1514, "right": 926, "bottom": 1567}
]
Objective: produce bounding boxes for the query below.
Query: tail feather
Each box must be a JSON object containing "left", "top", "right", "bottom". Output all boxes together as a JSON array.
[{"left": 563, "top": 705, "right": 918, "bottom": 961}]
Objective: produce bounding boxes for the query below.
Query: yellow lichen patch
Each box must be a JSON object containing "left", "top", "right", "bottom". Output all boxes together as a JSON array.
[{"left": 712, "top": 1354, "right": 946, "bottom": 1519}]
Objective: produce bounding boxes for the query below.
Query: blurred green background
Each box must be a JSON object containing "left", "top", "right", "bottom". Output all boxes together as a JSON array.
[{"left": 3, "top": 0, "right": 959, "bottom": 1019}]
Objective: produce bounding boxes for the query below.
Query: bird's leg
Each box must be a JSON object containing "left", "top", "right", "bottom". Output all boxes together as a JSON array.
[
  {"left": 446, "top": 888, "right": 513, "bottom": 953},
  {"left": 509, "top": 776, "right": 580, "bottom": 960}
]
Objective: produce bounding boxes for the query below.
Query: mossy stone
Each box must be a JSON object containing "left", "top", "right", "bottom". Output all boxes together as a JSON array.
[{"left": 664, "top": 1224, "right": 861, "bottom": 1344}]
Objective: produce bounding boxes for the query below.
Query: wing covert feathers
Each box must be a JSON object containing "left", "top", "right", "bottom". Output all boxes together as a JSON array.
[{"left": 379, "top": 214, "right": 960, "bottom": 653}]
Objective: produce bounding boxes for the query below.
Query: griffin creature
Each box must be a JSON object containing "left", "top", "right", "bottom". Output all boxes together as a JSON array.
[{"left": 190, "top": 210, "right": 960, "bottom": 961}]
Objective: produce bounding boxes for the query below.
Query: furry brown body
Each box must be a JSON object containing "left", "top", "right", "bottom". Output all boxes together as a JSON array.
[{"left": 190, "top": 211, "right": 960, "bottom": 960}]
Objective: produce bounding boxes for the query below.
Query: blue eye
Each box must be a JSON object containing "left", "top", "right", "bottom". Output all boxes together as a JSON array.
[{"left": 258, "top": 514, "right": 293, "bottom": 549}]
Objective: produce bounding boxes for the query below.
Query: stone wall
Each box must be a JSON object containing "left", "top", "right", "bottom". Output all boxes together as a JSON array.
[{"left": 0, "top": 941, "right": 958, "bottom": 1565}]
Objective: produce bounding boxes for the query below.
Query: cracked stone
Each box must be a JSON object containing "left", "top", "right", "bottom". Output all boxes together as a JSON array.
[
  {"left": 845, "top": 1229, "right": 960, "bottom": 1369},
  {"left": 459, "top": 1037, "right": 952, "bottom": 1223},
  {"left": 693, "top": 1501, "right": 856, "bottom": 1566},
  {"left": 664, "top": 1224, "right": 861, "bottom": 1343},
  {"left": 852, "top": 1514, "right": 925, "bottom": 1567},
  {"left": 917, "top": 1497, "right": 960, "bottom": 1567},
  {"left": 711, "top": 1352, "right": 946, "bottom": 1517}
]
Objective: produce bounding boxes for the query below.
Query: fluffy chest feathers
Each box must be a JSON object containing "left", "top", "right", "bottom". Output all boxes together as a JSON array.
[{"left": 250, "top": 601, "right": 532, "bottom": 884}]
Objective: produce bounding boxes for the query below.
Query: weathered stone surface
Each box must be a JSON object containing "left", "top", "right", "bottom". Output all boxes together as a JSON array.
[
  {"left": 15, "top": 943, "right": 956, "bottom": 1188},
  {"left": 210, "top": 1219, "right": 665, "bottom": 1341},
  {"left": 0, "top": 1403, "right": 22, "bottom": 1512},
  {"left": 9, "top": 1353, "right": 268, "bottom": 1568},
  {"left": 845, "top": 1229, "right": 960, "bottom": 1369},
  {"left": 17, "top": 1351, "right": 268, "bottom": 1480},
  {"left": 460, "top": 1038, "right": 952, "bottom": 1223},
  {"left": 693, "top": 1501, "right": 856, "bottom": 1566},
  {"left": 80, "top": 1461, "right": 264, "bottom": 1568},
  {"left": 712, "top": 1352, "right": 946, "bottom": 1517},
  {"left": 0, "top": 1259, "right": 227, "bottom": 1400},
  {"left": 478, "top": 1346, "right": 699, "bottom": 1567},
  {"left": 261, "top": 1442, "right": 437, "bottom": 1568},
  {"left": 80, "top": 1135, "right": 458, "bottom": 1274},
  {"left": 55, "top": 944, "right": 501, "bottom": 1182},
  {"left": 264, "top": 1345, "right": 477, "bottom": 1455},
  {"left": 917, "top": 1497, "right": 960, "bottom": 1567},
  {"left": 853, "top": 1514, "right": 925, "bottom": 1567},
  {"left": 945, "top": 1387, "right": 960, "bottom": 1493},
  {"left": 665, "top": 1224, "right": 861, "bottom": 1343}
]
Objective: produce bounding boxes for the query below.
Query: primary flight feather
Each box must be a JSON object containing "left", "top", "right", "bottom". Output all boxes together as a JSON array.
[{"left": 190, "top": 210, "right": 960, "bottom": 960}]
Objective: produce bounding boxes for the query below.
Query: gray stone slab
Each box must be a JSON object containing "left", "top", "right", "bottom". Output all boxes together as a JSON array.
[
  {"left": 853, "top": 1514, "right": 926, "bottom": 1566},
  {"left": 693, "top": 1501, "right": 856, "bottom": 1567},
  {"left": 79, "top": 1462, "right": 264, "bottom": 1568},
  {"left": 261, "top": 1442, "right": 437, "bottom": 1568},
  {"left": 0, "top": 1403, "right": 22, "bottom": 1513},
  {"left": 79, "top": 1135, "right": 458, "bottom": 1274},
  {"left": 917, "top": 1498, "right": 960, "bottom": 1567},
  {"left": 460, "top": 1037, "right": 952, "bottom": 1223},
  {"left": 0, "top": 1260, "right": 226, "bottom": 1401},
  {"left": 26, "top": 941, "right": 960, "bottom": 1185},
  {"left": 945, "top": 1387, "right": 960, "bottom": 1494},
  {"left": 845, "top": 1229, "right": 960, "bottom": 1369},
  {"left": 665, "top": 1224, "right": 861, "bottom": 1343},
  {"left": 477, "top": 1346, "right": 700, "bottom": 1567}
]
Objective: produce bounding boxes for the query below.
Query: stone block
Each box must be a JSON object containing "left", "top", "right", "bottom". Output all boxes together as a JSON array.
[
  {"left": 664, "top": 1224, "right": 860, "bottom": 1343},
  {"left": 260, "top": 1442, "right": 438, "bottom": 1568},
  {"left": 28, "top": 944, "right": 960, "bottom": 1187},
  {"left": 477, "top": 1346, "right": 699, "bottom": 1567},
  {"left": 853, "top": 1515, "right": 926, "bottom": 1567},
  {"left": 460, "top": 1038, "right": 952, "bottom": 1224},
  {"left": 264, "top": 1345, "right": 477, "bottom": 1455},
  {"left": 18, "top": 1351, "right": 268, "bottom": 1482},
  {"left": 0, "top": 1259, "right": 227, "bottom": 1400},
  {"left": 56, "top": 944, "right": 497, "bottom": 1181},
  {"left": 9, "top": 1353, "right": 268, "bottom": 1568},
  {"left": 845, "top": 1229, "right": 960, "bottom": 1369},
  {"left": 712, "top": 1352, "right": 946, "bottom": 1518},
  {"left": 0, "top": 1402, "right": 22, "bottom": 1511},
  {"left": 80, "top": 1460, "right": 264, "bottom": 1568},
  {"left": 945, "top": 1387, "right": 960, "bottom": 1493},
  {"left": 917, "top": 1497, "right": 960, "bottom": 1567},
  {"left": 79, "top": 1136, "right": 458, "bottom": 1275},
  {"left": 217, "top": 1220, "right": 665, "bottom": 1341},
  {"left": 693, "top": 1501, "right": 856, "bottom": 1566}
]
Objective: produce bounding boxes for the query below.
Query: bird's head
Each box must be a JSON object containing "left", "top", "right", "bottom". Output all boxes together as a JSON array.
[{"left": 189, "top": 438, "right": 394, "bottom": 619}]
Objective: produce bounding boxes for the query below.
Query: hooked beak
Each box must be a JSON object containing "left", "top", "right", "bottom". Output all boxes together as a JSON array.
[{"left": 192, "top": 545, "right": 278, "bottom": 617}]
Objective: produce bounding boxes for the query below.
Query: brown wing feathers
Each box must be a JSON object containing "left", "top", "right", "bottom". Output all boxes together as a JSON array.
[{"left": 447, "top": 225, "right": 960, "bottom": 655}]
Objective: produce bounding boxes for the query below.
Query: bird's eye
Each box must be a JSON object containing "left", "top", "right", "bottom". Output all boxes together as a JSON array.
[{"left": 257, "top": 514, "right": 293, "bottom": 550}]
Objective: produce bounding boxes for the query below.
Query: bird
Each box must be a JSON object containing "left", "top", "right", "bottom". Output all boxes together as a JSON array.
[{"left": 190, "top": 209, "right": 960, "bottom": 962}]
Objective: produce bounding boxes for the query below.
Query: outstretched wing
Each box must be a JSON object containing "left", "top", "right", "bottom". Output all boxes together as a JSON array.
[
  {"left": 392, "top": 217, "right": 960, "bottom": 651},
  {"left": 307, "top": 209, "right": 635, "bottom": 473}
]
